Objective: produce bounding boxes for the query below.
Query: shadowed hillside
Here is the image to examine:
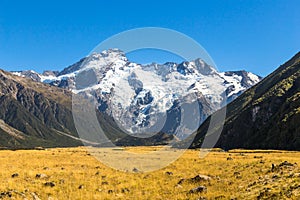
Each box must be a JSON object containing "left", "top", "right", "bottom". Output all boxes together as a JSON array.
[
  {"left": 191, "top": 52, "right": 300, "bottom": 150},
  {"left": 0, "top": 70, "right": 82, "bottom": 148}
]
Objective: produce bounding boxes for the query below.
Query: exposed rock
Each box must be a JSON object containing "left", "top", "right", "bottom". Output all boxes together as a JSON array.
[
  {"left": 36, "top": 173, "right": 48, "bottom": 179},
  {"left": 121, "top": 188, "right": 130, "bottom": 193},
  {"left": 11, "top": 173, "right": 19, "bottom": 178},
  {"left": 254, "top": 156, "right": 263, "bottom": 159},
  {"left": 101, "top": 181, "right": 109, "bottom": 185},
  {"left": 257, "top": 187, "right": 275, "bottom": 199},
  {"left": 233, "top": 172, "right": 240, "bottom": 176},
  {"left": 165, "top": 171, "right": 173, "bottom": 175},
  {"left": 271, "top": 164, "right": 278, "bottom": 172},
  {"left": 260, "top": 160, "right": 265, "bottom": 164},
  {"left": 78, "top": 185, "right": 84, "bottom": 189},
  {"left": 235, "top": 175, "right": 242, "bottom": 179},
  {"left": 132, "top": 167, "right": 140, "bottom": 173},
  {"left": 44, "top": 182, "right": 56, "bottom": 187},
  {"left": 272, "top": 174, "right": 280, "bottom": 181},
  {"left": 107, "top": 190, "right": 114, "bottom": 194},
  {"left": 42, "top": 70, "right": 59, "bottom": 77},
  {"left": 190, "top": 174, "right": 212, "bottom": 182},
  {"left": 177, "top": 178, "right": 185, "bottom": 185},
  {"left": 178, "top": 174, "right": 212, "bottom": 185},
  {"left": 279, "top": 161, "right": 294, "bottom": 167},
  {"left": 188, "top": 186, "right": 207, "bottom": 194},
  {"left": 96, "top": 188, "right": 102, "bottom": 192},
  {"left": 0, "top": 191, "right": 12, "bottom": 198}
]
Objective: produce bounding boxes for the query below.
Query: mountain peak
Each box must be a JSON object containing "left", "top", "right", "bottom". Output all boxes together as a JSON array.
[
  {"left": 190, "top": 51, "right": 300, "bottom": 150},
  {"left": 100, "top": 48, "right": 126, "bottom": 57},
  {"left": 10, "top": 49, "right": 262, "bottom": 137},
  {"left": 87, "top": 48, "right": 128, "bottom": 63}
]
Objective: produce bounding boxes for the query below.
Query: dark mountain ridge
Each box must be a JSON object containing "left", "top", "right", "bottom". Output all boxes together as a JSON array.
[
  {"left": 0, "top": 70, "right": 82, "bottom": 148},
  {"left": 190, "top": 52, "right": 300, "bottom": 150},
  {"left": 1, "top": 51, "right": 299, "bottom": 150}
]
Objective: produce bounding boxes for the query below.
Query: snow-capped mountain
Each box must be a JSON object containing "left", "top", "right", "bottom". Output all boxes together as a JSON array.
[{"left": 12, "top": 49, "right": 262, "bottom": 139}]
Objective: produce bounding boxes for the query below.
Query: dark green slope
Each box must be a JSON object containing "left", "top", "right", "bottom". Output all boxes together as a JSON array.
[
  {"left": 191, "top": 52, "right": 300, "bottom": 150},
  {"left": 0, "top": 70, "right": 82, "bottom": 148}
]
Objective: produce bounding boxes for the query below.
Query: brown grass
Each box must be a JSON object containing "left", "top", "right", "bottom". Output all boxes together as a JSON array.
[{"left": 0, "top": 147, "right": 299, "bottom": 199}]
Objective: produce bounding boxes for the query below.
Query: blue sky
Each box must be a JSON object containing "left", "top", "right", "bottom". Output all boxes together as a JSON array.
[{"left": 0, "top": 0, "right": 299, "bottom": 76}]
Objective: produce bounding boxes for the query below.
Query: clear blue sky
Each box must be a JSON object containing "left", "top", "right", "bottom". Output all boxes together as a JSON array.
[{"left": 0, "top": 0, "right": 299, "bottom": 76}]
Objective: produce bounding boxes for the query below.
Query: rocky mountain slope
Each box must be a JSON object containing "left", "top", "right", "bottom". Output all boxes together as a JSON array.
[
  {"left": 0, "top": 70, "right": 83, "bottom": 148},
  {"left": 190, "top": 52, "right": 300, "bottom": 150},
  {"left": 12, "top": 49, "right": 261, "bottom": 140},
  {"left": 0, "top": 69, "right": 180, "bottom": 148}
]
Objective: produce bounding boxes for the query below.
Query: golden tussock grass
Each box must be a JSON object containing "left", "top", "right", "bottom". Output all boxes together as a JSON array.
[{"left": 0, "top": 147, "right": 299, "bottom": 199}]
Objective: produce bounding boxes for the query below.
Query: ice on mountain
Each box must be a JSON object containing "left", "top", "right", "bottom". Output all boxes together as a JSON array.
[{"left": 12, "top": 48, "right": 261, "bottom": 137}]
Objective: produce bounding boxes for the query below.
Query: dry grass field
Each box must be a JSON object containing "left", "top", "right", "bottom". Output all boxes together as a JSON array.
[{"left": 0, "top": 147, "right": 299, "bottom": 200}]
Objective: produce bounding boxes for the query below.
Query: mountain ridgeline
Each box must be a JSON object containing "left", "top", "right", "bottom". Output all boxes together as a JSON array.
[
  {"left": 0, "top": 70, "right": 83, "bottom": 148},
  {"left": 12, "top": 49, "right": 261, "bottom": 144},
  {"left": 190, "top": 52, "right": 300, "bottom": 150},
  {"left": 1, "top": 49, "right": 299, "bottom": 150}
]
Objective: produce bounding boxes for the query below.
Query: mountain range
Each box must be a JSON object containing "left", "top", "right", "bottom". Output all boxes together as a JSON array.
[
  {"left": 1, "top": 49, "right": 298, "bottom": 150},
  {"left": 11, "top": 49, "right": 261, "bottom": 141}
]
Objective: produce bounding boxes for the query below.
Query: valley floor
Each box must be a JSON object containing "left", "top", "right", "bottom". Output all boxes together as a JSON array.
[{"left": 0, "top": 147, "right": 299, "bottom": 199}]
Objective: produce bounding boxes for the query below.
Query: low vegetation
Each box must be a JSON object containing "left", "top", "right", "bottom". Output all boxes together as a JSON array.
[
  {"left": 191, "top": 52, "right": 300, "bottom": 150},
  {"left": 0, "top": 147, "right": 299, "bottom": 199}
]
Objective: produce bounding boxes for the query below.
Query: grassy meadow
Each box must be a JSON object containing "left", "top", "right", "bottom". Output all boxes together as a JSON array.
[{"left": 0, "top": 147, "right": 299, "bottom": 199}]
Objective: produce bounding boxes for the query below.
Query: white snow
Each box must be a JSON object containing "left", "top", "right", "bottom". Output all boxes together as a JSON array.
[
  {"left": 219, "top": 72, "right": 246, "bottom": 97},
  {"left": 39, "top": 75, "right": 59, "bottom": 83},
  {"left": 247, "top": 72, "right": 260, "bottom": 85},
  {"left": 12, "top": 72, "right": 23, "bottom": 77},
  {"left": 11, "top": 49, "right": 262, "bottom": 134}
]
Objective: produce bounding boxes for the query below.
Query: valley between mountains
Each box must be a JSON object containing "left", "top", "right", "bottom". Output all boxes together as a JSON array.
[
  {"left": 0, "top": 50, "right": 299, "bottom": 151},
  {"left": 0, "top": 50, "right": 299, "bottom": 200}
]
